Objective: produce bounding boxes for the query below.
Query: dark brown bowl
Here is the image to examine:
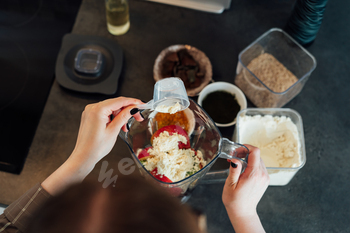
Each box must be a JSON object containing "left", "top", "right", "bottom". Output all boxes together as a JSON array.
[{"left": 153, "top": 45, "right": 213, "bottom": 96}]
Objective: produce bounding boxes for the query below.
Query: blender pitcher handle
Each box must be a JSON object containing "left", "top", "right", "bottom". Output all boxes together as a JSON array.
[
  {"left": 118, "top": 117, "right": 133, "bottom": 141},
  {"left": 219, "top": 138, "right": 249, "bottom": 173},
  {"left": 118, "top": 128, "right": 127, "bottom": 140},
  {"left": 200, "top": 138, "right": 249, "bottom": 184}
]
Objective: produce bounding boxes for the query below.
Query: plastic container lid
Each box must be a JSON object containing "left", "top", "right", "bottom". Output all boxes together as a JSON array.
[{"left": 74, "top": 48, "right": 103, "bottom": 74}]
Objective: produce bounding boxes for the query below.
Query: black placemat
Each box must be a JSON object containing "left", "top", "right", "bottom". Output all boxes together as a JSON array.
[{"left": 55, "top": 34, "right": 123, "bottom": 95}]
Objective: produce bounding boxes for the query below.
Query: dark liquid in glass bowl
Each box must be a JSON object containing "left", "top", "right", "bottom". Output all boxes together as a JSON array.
[{"left": 202, "top": 91, "right": 240, "bottom": 124}]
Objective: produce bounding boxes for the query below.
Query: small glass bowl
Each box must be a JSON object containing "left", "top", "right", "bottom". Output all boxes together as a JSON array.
[{"left": 197, "top": 82, "right": 247, "bottom": 127}]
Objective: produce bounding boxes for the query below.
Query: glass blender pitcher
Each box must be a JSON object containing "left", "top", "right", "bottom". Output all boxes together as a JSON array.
[{"left": 119, "top": 98, "right": 249, "bottom": 201}]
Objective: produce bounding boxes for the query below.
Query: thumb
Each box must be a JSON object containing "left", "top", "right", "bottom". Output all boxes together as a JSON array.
[{"left": 225, "top": 159, "right": 243, "bottom": 189}]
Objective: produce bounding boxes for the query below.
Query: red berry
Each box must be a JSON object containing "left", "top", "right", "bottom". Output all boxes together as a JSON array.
[
  {"left": 138, "top": 147, "right": 153, "bottom": 161},
  {"left": 151, "top": 168, "right": 173, "bottom": 183}
]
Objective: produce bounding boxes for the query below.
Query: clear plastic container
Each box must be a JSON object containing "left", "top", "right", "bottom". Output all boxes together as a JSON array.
[
  {"left": 74, "top": 49, "right": 103, "bottom": 74},
  {"left": 137, "top": 77, "right": 190, "bottom": 113},
  {"left": 235, "top": 28, "right": 316, "bottom": 108},
  {"left": 233, "top": 108, "right": 306, "bottom": 186}
]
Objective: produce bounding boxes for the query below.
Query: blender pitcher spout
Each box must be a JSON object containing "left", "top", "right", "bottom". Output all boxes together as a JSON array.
[{"left": 218, "top": 138, "right": 249, "bottom": 173}]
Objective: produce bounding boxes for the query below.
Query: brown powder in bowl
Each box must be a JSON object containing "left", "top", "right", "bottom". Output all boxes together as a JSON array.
[{"left": 235, "top": 53, "right": 300, "bottom": 108}]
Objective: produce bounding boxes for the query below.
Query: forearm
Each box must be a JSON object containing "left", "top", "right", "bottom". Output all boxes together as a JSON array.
[
  {"left": 226, "top": 209, "right": 265, "bottom": 233},
  {"left": 41, "top": 153, "right": 96, "bottom": 196}
]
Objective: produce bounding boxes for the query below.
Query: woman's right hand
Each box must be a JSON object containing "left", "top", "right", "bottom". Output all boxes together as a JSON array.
[
  {"left": 71, "top": 97, "right": 144, "bottom": 165},
  {"left": 42, "top": 97, "right": 144, "bottom": 196},
  {"left": 222, "top": 145, "right": 269, "bottom": 233}
]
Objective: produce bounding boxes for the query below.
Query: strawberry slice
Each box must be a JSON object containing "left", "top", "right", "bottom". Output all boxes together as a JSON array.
[
  {"left": 151, "top": 168, "right": 172, "bottom": 183},
  {"left": 137, "top": 147, "right": 153, "bottom": 161},
  {"left": 151, "top": 125, "right": 190, "bottom": 149}
]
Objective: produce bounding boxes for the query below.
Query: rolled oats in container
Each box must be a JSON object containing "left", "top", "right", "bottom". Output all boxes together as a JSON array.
[{"left": 235, "top": 28, "right": 316, "bottom": 108}]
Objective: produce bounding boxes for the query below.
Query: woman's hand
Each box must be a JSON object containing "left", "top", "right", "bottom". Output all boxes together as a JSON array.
[
  {"left": 222, "top": 145, "right": 269, "bottom": 233},
  {"left": 71, "top": 97, "right": 144, "bottom": 166},
  {"left": 42, "top": 97, "right": 144, "bottom": 196}
]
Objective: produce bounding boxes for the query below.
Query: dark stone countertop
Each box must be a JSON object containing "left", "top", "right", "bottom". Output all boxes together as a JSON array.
[{"left": 1, "top": 0, "right": 350, "bottom": 232}]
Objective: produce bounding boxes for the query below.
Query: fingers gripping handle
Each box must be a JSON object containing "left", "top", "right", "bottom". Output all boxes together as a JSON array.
[
  {"left": 201, "top": 139, "right": 249, "bottom": 184},
  {"left": 218, "top": 138, "right": 249, "bottom": 173}
]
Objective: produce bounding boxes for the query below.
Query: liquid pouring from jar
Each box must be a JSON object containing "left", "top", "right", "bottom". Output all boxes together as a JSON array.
[{"left": 137, "top": 77, "right": 190, "bottom": 114}]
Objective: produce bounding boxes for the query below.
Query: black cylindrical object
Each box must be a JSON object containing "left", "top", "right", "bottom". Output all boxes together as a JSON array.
[{"left": 286, "top": 0, "right": 328, "bottom": 46}]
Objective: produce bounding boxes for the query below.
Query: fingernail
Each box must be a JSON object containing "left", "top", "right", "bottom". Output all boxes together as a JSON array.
[
  {"left": 231, "top": 162, "right": 237, "bottom": 168},
  {"left": 130, "top": 108, "right": 139, "bottom": 115},
  {"left": 139, "top": 111, "right": 144, "bottom": 119},
  {"left": 126, "top": 123, "right": 130, "bottom": 131}
]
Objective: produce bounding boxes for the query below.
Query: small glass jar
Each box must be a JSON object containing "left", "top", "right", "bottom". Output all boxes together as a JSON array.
[{"left": 105, "top": 0, "right": 130, "bottom": 35}]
